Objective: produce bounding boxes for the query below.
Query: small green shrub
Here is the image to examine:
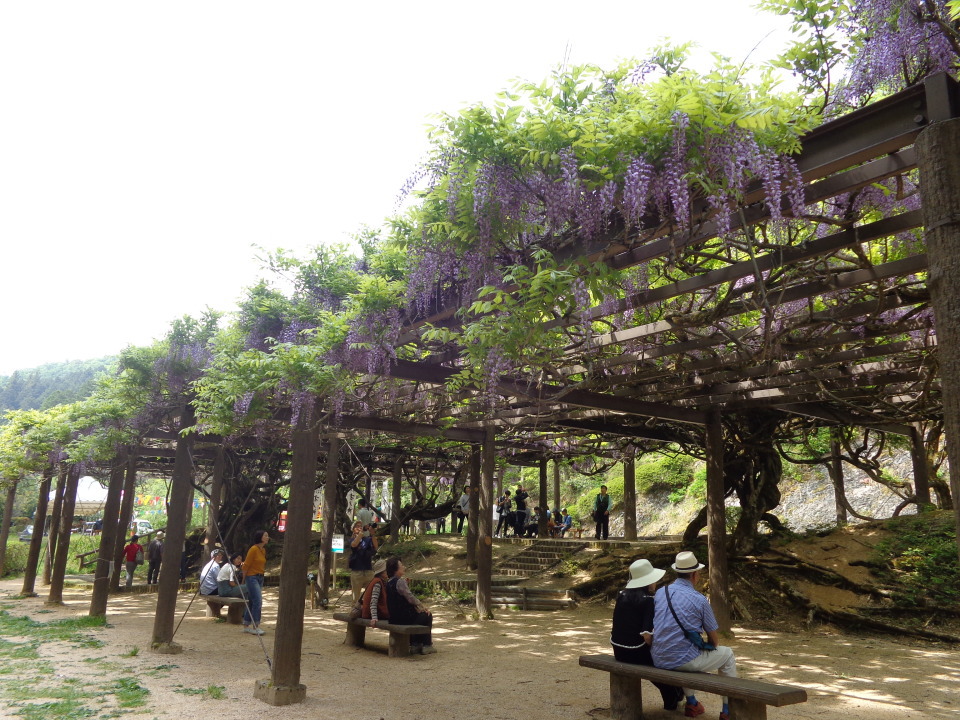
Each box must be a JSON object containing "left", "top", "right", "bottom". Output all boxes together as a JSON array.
[{"left": 872, "top": 513, "right": 960, "bottom": 606}]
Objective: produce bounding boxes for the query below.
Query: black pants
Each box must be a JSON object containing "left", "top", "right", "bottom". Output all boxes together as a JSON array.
[
  {"left": 613, "top": 646, "right": 684, "bottom": 709},
  {"left": 595, "top": 514, "right": 609, "bottom": 539},
  {"left": 455, "top": 512, "right": 465, "bottom": 533},
  {"left": 147, "top": 560, "right": 161, "bottom": 584}
]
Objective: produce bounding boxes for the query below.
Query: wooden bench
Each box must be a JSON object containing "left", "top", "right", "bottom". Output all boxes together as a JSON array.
[
  {"left": 579, "top": 655, "right": 807, "bottom": 720},
  {"left": 332, "top": 612, "right": 431, "bottom": 658},
  {"left": 201, "top": 594, "right": 246, "bottom": 624}
]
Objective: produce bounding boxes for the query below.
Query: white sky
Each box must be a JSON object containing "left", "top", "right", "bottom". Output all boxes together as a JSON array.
[{"left": 0, "top": 1, "right": 792, "bottom": 376}]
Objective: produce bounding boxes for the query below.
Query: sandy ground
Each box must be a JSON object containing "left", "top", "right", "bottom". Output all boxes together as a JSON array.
[{"left": 1, "top": 575, "right": 958, "bottom": 720}]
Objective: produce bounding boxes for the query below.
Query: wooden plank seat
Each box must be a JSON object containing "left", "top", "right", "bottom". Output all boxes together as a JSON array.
[
  {"left": 579, "top": 655, "right": 807, "bottom": 720},
  {"left": 332, "top": 612, "right": 431, "bottom": 658},
  {"left": 201, "top": 594, "right": 246, "bottom": 624}
]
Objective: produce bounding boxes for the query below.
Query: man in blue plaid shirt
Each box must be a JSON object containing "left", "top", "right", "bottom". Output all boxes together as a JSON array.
[{"left": 652, "top": 551, "right": 739, "bottom": 720}]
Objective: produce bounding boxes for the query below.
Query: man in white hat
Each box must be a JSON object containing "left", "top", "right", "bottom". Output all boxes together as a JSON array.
[
  {"left": 652, "top": 551, "right": 738, "bottom": 720},
  {"left": 610, "top": 559, "right": 685, "bottom": 710}
]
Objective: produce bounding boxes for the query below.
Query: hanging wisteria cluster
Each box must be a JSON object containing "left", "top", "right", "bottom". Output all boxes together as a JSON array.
[{"left": 842, "top": 0, "right": 958, "bottom": 104}]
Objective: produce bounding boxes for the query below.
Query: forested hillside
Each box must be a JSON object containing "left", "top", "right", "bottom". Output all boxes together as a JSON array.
[{"left": 0, "top": 357, "right": 115, "bottom": 413}]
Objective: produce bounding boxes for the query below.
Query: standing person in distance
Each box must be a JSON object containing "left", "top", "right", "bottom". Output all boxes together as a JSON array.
[
  {"left": 593, "top": 484, "right": 611, "bottom": 540},
  {"left": 122, "top": 535, "right": 143, "bottom": 588},
  {"left": 356, "top": 498, "right": 375, "bottom": 529},
  {"left": 454, "top": 487, "right": 470, "bottom": 534},
  {"left": 512, "top": 484, "right": 529, "bottom": 536},
  {"left": 241, "top": 529, "right": 269, "bottom": 635},
  {"left": 348, "top": 520, "right": 378, "bottom": 601},
  {"left": 494, "top": 490, "right": 512, "bottom": 537},
  {"left": 146, "top": 531, "right": 164, "bottom": 585}
]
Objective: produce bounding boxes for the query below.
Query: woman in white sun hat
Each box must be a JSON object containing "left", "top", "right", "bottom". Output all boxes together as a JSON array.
[{"left": 610, "top": 558, "right": 685, "bottom": 710}]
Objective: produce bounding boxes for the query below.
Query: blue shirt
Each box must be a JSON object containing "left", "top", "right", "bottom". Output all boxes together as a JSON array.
[{"left": 651, "top": 577, "right": 719, "bottom": 669}]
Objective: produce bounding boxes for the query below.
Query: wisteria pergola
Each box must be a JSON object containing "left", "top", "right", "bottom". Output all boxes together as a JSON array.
[{"left": 106, "top": 75, "right": 960, "bottom": 704}]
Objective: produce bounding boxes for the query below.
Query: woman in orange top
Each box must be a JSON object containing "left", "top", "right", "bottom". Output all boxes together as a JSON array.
[{"left": 241, "top": 529, "right": 269, "bottom": 635}]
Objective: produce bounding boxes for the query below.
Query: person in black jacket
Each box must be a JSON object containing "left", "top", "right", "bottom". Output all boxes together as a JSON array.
[
  {"left": 385, "top": 556, "right": 434, "bottom": 654},
  {"left": 513, "top": 484, "right": 529, "bottom": 536},
  {"left": 610, "top": 558, "right": 685, "bottom": 710}
]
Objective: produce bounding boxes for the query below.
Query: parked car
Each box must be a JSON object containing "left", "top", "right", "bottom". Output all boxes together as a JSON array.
[{"left": 129, "top": 520, "right": 154, "bottom": 536}]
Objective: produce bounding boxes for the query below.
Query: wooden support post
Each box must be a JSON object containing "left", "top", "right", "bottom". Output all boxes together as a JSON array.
[
  {"left": 466, "top": 444, "right": 480, "bottom": 570},
  {"left": 317, "top": 437, "right": 340, "bottom": 603},
  {"left": 151, "top": 404, "right": 196, "bottom": 651},
  {"left": 344, "top": 622, "right": 365, "bottom": 647},
  {"left": 609, "top": 673, "right": 644, "bottom": 720},
  {"left": 538, "top": 458, "right": 549, "bottom": 537},
  {"left": 828, "top": 431, "right": 848, "bottom": 526},
  {"left": 623, "top": 450, "right": 637, "bottom": 541},
  {"left": 476, "top": 426, "right": 495, "bottom": 619},
  {"left": 909, "top": 424, "right": 933, "bottom": 508},
  {"left": 261, "top": 401, "right": 319, "bottom": 705},
  {"left": 391, "top": 455, "right": 402, "bottom": 543},
  {"left": 90, "top": 458, "right": 126, "bottom": 617},
  {"left": 21, "top": 463, "right": 53, "bottom": 596},
  {"left": 705, "top": 410, "right": 732, "bottom": 632},
  {"left": 916, "top": 115, "right": 960, "bottom": 567},
  {"left": 206, "top": 444, "right": 226, "bottom": 555},
  {"left": 553, "top": 460, "right": 561, "bottom": 511},
  {"left": 111, "top": 452, "right": 138, "bottom": 591},
  {"left": 47, "top": 464, "right": 80, "bottom": 605},
  {"left": 729, "top": 697, "right": 767, "bottom": 720},
  {"left": 43, "top": 465, "right": 67, "bottom": 586},
  {"left": 0, "top": 480, "right": 18, "bottom": 577},
  {"left": 388, "top": 631, "right": 411, "bottom": 658}
]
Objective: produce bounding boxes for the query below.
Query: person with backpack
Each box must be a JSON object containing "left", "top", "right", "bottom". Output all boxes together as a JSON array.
[
  {"left": 122, "top": 535, "right": 143, "bottom": 588},
  {"left": 593, "top": 484, "right": 611, "bottom": 540}
]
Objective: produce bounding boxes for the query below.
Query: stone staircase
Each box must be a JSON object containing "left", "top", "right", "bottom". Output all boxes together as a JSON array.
[
  {"left": 488, "top": 586, "right": 576, "bottom": 610},
  {"left": 495, "top": 539, "right": 587, "bottom": 578}
]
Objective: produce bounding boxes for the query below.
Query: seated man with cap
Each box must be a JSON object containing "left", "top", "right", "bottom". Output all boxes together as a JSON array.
[
  {"left": 362, "top": 558, "right": 390, "bottom": 626},
  {"left": 199, "top": 548, "right": 226, "bottom": 596},
  {"left": 652, "top": 551, "right": 738, "bottom": 720},
  {"left": 610, "top": 559, "right": 685, "bottom": 710}
]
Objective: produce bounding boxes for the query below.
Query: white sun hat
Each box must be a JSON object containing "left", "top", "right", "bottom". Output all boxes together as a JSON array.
[{"left": 625, "top": 558, "right": 666, "bottom": 589}]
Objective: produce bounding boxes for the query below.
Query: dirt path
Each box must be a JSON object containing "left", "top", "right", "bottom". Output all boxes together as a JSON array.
[{"left": 1, "top": 578, "right": 958, "bottom": 720}]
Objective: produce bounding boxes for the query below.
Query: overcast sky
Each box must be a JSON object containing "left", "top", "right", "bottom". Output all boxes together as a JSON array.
[{"left": 0, "top": 1, "right": 792, "bottom": 376}]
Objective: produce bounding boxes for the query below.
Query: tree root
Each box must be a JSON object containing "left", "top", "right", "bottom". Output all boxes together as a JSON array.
[
  {"left": 753, "top": 566, "right": 960, "bottom": 644},
  {"left": 742, "top": 549, "right": 893, "bottom": 600}
]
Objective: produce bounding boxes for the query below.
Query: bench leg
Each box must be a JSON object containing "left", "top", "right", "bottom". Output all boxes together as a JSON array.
[
  {"left": 226, "top": 603, "right": 244, "bottom": 625},
  {"left": 609, "top": 673, "right": 643, "bottom": 720},
  {"left": 205, "top": 601, "right": 223, "bottom": 619},
  {"left": 388, "top": 632, "right": 411, "bottom": 658},
  {"left": 729, "top": 699, "right": 766, "bottom": 720},
  {"left": 344, "top": 623, "right": 366, "bottom": 648}
]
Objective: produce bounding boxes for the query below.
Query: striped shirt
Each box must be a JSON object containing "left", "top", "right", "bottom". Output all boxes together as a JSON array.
[{"left": 651, "top": 577, "right": 719, "bottom": 669}]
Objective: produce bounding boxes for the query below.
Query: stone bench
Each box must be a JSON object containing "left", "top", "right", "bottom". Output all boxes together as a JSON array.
[
  {"left": 201, "top": 594, "right": 246, "bottom": 624},
  {"left": 579, "top": 654, "right": 807, "bottom": 720},
  {"left": 332, "top": 612, "right": 431, "bottom": 658}
]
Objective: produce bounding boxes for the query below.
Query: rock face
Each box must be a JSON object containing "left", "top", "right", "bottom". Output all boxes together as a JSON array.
[{"left": 621, "top": 453, "right": 919, "bottom": 537}]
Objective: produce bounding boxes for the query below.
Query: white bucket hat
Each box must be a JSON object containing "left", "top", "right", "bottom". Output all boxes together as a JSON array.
[
  {"left": 625, "top": 558, "right": 666, "bottom": 589},
  {"left": 672, "top": 550, "right": 706, "bottom": 573}
]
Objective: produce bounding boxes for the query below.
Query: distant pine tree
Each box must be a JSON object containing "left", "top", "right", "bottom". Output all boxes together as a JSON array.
[{"left": 0, "top": 357, "right": 116, "bottom": 413}]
